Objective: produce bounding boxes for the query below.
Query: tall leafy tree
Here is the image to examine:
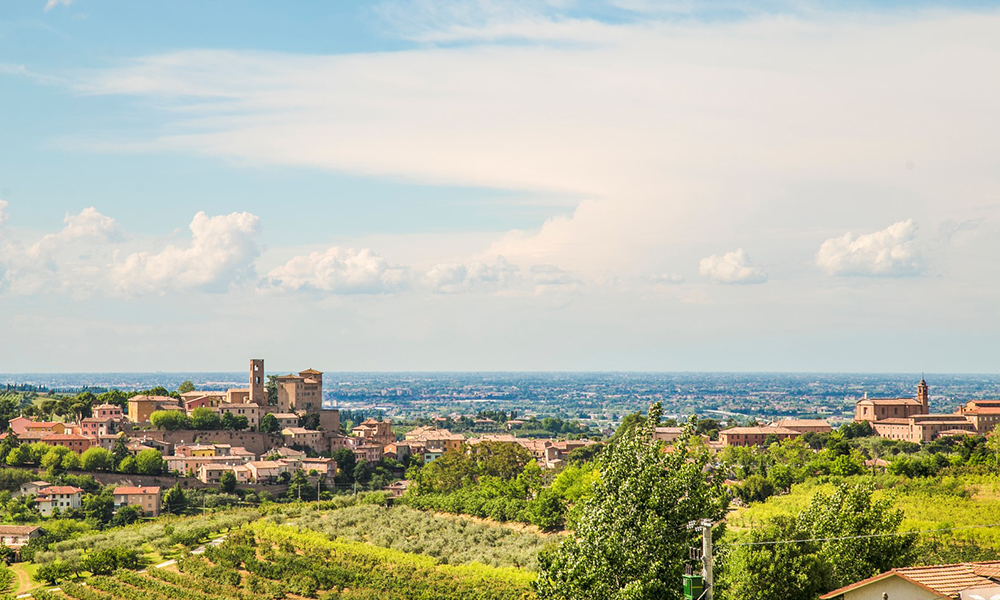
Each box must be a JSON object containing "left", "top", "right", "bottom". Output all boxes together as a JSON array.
[
  {"left": 719, "top": 483, "right": 915, "bottom": 600},
  {"left": 800, "top": 483, "right": 915, "bottom": 588},
  {"left": 259, "top": 413, "right": 280, "bottom": 434},
  {"left": 717, "top": 516, "right": 831, "bottom": 600},
  {"left": 177, "top": 380, "right": 196, "bottom": 394},
  {"left": 136, "top": 448, "right": 165, "bottom": 475},
  {"left": 219, "top": 470, "right": 237, "bottom": 494},
  {"left": 81, "top": 447, "right": 113, "bottom": 471},
  {"left": 151, "top": 410, "right": 189, "bottom": 430},
  {"left": 534, "top": 403, "right": 728, "bottom": 600},
  {"left": 163, "top": 484, "right": 187, "bottom": 515}
]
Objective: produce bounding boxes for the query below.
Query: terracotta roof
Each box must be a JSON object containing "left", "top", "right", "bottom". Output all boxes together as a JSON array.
[
  {"left": 821, "top": 561, "right": 1000, "bottom": 599},
  {"left": 41, "top": 434, "right": 91, "bottom": 441},
  {"left": 873, "top": 418, "right": 911, "bottom": 425},
  {"left": 858, "top": 397, "right": 923, "bottom": 405},
  {"left": 37, "top": 486, "right": 84, "bottom": 495},
  {"left": 299, "top": 368, "right": 323, "bottom": 375},
  {"left": 939, "top": 429, "right": 978, "bottom": 436},
  {"left": 0, "top": 525, "right": 40, "bottom": 535},
  {"left": 721, "top": 427, "right": 801, "bottom": 435},
  {"left": 249, "top": 461, "right": 282, "bottom": 469},
  {"left": 770, "top": 419, "right": 831, "bottom": 428},
  {"left": 282, "top": 427, "right": 314, "bottom": 435},
  {"left": 114, "top": 486, "right": 160, "bottom": 495}
]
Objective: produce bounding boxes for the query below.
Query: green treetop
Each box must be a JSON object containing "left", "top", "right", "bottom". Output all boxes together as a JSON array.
[{"left": 534, "top": 402, "right": 729, "bottom": 600}]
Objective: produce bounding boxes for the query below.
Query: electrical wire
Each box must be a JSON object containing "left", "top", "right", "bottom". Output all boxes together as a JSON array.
[{"left": 719, "top": 521, "right": 1000, "bottom": 547}]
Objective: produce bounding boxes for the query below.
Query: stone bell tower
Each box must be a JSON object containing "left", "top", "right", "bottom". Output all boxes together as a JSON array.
[
  {"left": 917, "top": 377, "right": 929, "bottom": 414},
  {"left": 249, "top": 359, "right": 265, "bottom": 405}
]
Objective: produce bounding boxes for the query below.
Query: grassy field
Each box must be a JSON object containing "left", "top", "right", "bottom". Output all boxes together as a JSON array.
[{"left": 727, "top": 473, "right": 1000, "bottom": 551}]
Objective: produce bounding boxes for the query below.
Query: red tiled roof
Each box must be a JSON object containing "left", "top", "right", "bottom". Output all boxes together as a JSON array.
[
  {"left": 821, "top": 561, "right": 1000, "bottom": 599},
  {"left": 37, "top": 486, "right": 83, "bottom": 495},
  {"left": 859, "top": 398, "right": 923, "bottom": 405},
  {"left": 770, "top": 419, "right": 830, "bottom": 428},
  {"left": 113, "top": 486, "right": 160, "bottom": 495},
  {"left": 721, "top": 427, "right": 801, "bottom": 435}
]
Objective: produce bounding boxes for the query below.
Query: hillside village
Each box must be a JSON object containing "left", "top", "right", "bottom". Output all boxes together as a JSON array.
[
  {"left": 5, "top": 367, "right": 1000, "bottom": 599},
  {"left": 3, "top": 366, "right": 995, "bottom": 516}
]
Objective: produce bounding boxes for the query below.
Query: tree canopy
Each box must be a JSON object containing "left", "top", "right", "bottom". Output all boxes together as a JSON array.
[{"left": 534, "top": 403, "right": 728, "bottom": 600}]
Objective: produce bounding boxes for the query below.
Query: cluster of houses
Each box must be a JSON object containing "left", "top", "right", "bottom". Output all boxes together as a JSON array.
[
  {"left": 17, "top": 480, "right": 161, "bottom": 518},
  {"left": 700, "top": 379, "right": 1000, "bottom": 449}
]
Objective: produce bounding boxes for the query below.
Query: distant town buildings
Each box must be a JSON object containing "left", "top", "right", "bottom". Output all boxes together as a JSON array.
[
  {"left": 113, "top": 486, "right": 162, "bottom": 517},
  {"left": 854, "top": 379, "right": 979, "bottom": 442}
]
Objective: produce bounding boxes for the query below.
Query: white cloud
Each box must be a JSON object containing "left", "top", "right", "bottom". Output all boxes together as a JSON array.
[
  {"left": 67, "top": 9, "right": 1000, "bottom": 286},
  {"left": 0, "top": 200, "right": 8, "bottom": 226},
  {"left": 816, "top": 220, "right": 923, "bottom": 277},
  {"left": 650, "top": 273, "right": 685, "bottom": 285},
  {"left": 112, "top": 211, "right": 261, "bottom": 295},
  {"left": 268, "top": 247, "right": 409, "bottom": 294},
  {"left": 44, "top": 0, "right": 73, "bottom": 11},
  {"left": 426, "top": 256, "right": 519, "bottom": 293},
  {"left": 699, "top": 249, "right": 767, "bottom": 284},
  {"left": 32, "top": 206, "right": 120, "bottom": 254},
  {"left": 0, "top": 206, "right": 121, "bottom": 295}
]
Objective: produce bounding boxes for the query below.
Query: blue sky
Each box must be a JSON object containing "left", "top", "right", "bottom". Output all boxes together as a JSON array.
[{"left": 1, "top": 0, "right": 1000, "bottom": 373}]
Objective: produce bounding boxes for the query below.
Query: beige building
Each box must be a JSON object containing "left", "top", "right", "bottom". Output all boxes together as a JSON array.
[
  {"left": 197, "top": 463, "right": 234, "bottom": 484},
  {"left": 854, "top": 379, "right": 930, "bottom": 423},
  {"left": 821, "top": 561, "right": 1000, "bottom": 600},
  {"left": 113, "top": 486, "right": 161, "bottom": 517},
  {"left": 955, "top": 399, "right": 1000, "bottom": 434},
  {"left": 276, "top": 369, "right": 323, "bottom": 414},
  {"left": 353, "top": 443, "right": 384, "bottom": 464},
  {"left": 18, "top": 481, "right": 51, "bottom": 497},
  {"left": 270, "top": 413, "right": 301, "bottom": 429},
  {"left": 353, "top": 418, "right": 395, "bottom": 446},
  {"left": 34, "top": 486, "right": 84, "bottom": 517},
  {"left": 219, "top": 403, "right": 262, "bottom": 429},
  {"left": 282, "top": 427, "right": 325, "bottom": 453},
  {"left": 653, "top": 427, "right": 685, "bottom": 444},
  {"left": 128, "top": 395, "right": 181, "bottom": 423},
  {"left": 719, "top": 426, "right": 802, "bottom": 447},
  {"left": 855, "top": 380, "right": 983, "bottom": 444},
  {"left": 301, "top": 457, "right": 336, "bottom": 476},
  {"left": 768, "top": 419, "right": 832, "bottom": 434},
  {"left": 0, "top": 525, "right": 42, "bottom": 553},
  {"left": 870, "top": 414, "right": 977, "bottom": 443},
  {"left": 247, "top": 460, "right": 286, "bottom": 483},
  {"left": 405, "top": 426, "right": 464, "bottom": 453}
]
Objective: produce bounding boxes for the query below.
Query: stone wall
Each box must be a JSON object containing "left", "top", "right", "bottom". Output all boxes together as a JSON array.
[{"left": 123, "top": 428, "right": 284, "bottom": 455}]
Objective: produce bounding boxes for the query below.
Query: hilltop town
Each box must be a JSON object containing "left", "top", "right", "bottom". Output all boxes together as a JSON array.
[{"left": 1, "top": 369, "right": 1000, "bottom": 600}]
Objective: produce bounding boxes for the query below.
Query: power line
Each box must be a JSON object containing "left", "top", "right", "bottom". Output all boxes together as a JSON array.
[{"left": 720, "top": 522, "right": 1000, "bottom": 547}]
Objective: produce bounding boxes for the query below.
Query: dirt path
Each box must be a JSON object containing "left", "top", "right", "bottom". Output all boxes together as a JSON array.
[{"left": 10, "top": 563, "right": 32, "bottom": 596}]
